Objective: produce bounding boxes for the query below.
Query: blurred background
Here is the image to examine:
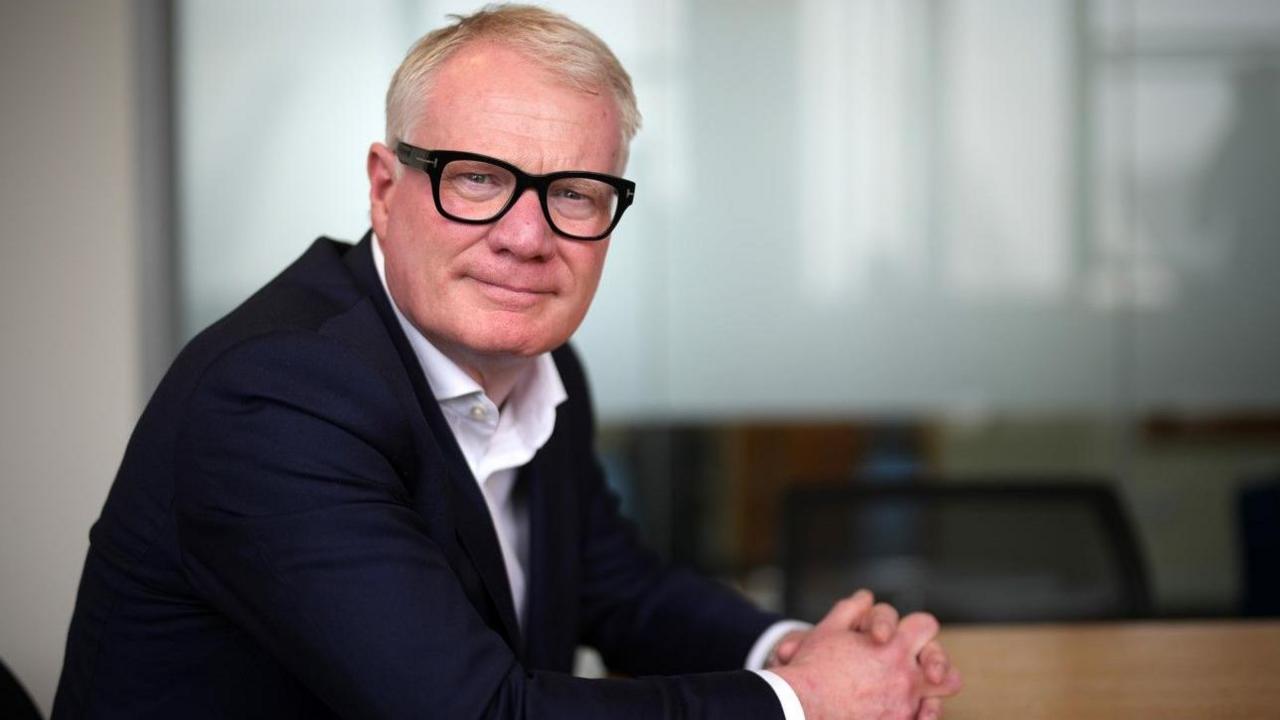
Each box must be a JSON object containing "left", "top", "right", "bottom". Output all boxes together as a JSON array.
[{"left": 3, "top": 0, "right": 1279, "bottom": 714}]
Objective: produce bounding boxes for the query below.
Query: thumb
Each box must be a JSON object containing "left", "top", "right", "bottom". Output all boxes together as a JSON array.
[
  {"left": 774, "top": 635, "right": 804, "bottom": 664},
  {"left": 815, "top": 589, "right": 874, "bottom": 634}
]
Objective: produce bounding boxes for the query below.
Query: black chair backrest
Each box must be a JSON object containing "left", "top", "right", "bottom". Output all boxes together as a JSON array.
[
  {"left": 783, "top": 480, "right": 1150, "bottom": 624},
  {"left": 1239, "top": 477, "right": 1280, "bottom": 617}
]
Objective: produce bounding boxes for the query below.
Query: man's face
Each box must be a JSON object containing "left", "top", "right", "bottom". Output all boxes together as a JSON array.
[{"left": 368, "top": 42, "right": 625, "bottom": 367}]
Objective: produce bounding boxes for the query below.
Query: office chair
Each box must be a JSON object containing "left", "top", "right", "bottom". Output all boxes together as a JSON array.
[
  {"left": 0, "top": 657, "right": 42, "bottom": 720},
  {"left": 782, "top": 480, "right": 1150, "bottom": 624},
  {"left": 1239, "top": 475, "right": 1280, "bottom": 617}
]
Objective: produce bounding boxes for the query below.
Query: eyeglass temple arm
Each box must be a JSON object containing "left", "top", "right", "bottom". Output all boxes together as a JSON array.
[{"left": 396, "top": 143, "right": 437, "bottom": 169}]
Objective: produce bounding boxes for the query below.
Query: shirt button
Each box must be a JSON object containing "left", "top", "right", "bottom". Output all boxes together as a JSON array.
[{"left": 469, "top": 405, "right": 486, "bottom": 420}]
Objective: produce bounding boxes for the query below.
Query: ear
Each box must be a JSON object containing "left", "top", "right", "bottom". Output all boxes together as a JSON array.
[{"left": 367, "top": 142, "right": 398, "bottom": 238}]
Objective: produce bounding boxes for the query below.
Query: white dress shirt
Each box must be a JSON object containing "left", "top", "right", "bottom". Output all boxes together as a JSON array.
[{"left": 371, "top": 237, "right": 805, "bottom": 719}]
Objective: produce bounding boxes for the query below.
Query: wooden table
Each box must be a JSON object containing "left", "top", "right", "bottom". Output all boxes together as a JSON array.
[{"left": 938, "top": 620, "right": 1280, "bottom": 719}]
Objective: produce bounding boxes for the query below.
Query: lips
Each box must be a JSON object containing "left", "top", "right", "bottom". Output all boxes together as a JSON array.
[
  {"left": 469, "top": 274, "right": 553, "bottom": 294},
  {"left": 467, "top": 275, "right": 554, "bottom": 307}
]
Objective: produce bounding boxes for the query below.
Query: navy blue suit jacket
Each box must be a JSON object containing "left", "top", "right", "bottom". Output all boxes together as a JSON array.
[{"left": 52, "top": 235, "right": 784, "bottom": 719}]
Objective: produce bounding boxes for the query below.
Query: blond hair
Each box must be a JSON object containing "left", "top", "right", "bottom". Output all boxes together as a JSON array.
[{"left": 385, "top": 4, "right": 641, "bottom": 148}]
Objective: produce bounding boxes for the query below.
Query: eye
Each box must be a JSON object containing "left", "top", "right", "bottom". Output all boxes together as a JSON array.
[{"left": 552, "top": 182, "right": 605, "bottom": 205}]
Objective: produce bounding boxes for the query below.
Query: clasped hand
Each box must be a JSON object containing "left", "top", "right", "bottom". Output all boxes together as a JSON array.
[{"left": 767, "top": 590, "right": 962, "bottom": 720}]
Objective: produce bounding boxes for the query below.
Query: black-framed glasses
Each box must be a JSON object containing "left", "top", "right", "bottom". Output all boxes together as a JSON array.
[{"left": 395, "top": 142, "right": 635, "bottom": 241}]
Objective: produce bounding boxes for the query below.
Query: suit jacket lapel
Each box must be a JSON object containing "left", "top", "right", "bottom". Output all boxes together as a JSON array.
[
  {"left": 341, "top": 232, "right": 524, "bottom": 653},
  {"left": 519, "top": 401, "right": 579, "bottom": 672},
  {"left": 520, "top": 455, "right": 551, "bottom": 668}
]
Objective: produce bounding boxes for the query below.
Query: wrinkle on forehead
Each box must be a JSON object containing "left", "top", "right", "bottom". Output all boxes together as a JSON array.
[
  {"left": 474, "top": 92, "right": 592, "bottom": 135},
  {"left": 429, "top": 94, "right": 622, "bottom": 173}
]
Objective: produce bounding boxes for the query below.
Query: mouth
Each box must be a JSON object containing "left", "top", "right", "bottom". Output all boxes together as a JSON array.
[{"left": 467, "top": 275, "right": 554, "bottom": 308}]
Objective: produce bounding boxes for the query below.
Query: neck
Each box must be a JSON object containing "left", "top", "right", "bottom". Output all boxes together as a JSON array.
[{"left": 433, "top": 339, "right": 530, "bottom": 406}]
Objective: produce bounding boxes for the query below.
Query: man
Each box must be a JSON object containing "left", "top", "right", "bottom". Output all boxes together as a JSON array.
[{"left": 54, "top": 6, "right": 960, "bottom": 719}]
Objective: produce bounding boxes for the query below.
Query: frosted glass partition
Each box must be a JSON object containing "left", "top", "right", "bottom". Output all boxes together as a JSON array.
[
  {"left": 1092, "top": 0, "right": 1280, "bottom": 411},
  {"left": 176, "top": 0, "right": 413, "bottom": 332},
  {"left": 178, "top": 0, "right": 1280, "bottom": 420}
]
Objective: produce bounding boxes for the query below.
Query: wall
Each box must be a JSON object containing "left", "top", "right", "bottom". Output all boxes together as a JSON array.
[{"left": 0, "top": 2, "right": 144, "bottom": 713}]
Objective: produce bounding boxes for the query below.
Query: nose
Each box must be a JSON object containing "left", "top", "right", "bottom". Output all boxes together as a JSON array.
[{"left": 486, "top": 188, "right": 556, "bottom": 260}]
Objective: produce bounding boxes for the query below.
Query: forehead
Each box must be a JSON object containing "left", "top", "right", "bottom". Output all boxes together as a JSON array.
[{"left": 415, "top": 42, "right": 624, "bottom": 174}]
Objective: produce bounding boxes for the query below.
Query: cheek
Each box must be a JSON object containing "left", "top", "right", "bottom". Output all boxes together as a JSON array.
[
  {"left": 389, "top": 215, "right": 457, "bottom": 281},
  {"left": 572, "top": 245, "right": 609, "bottom": 299}
]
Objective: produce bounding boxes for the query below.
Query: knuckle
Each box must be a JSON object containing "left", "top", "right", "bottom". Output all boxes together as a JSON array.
[{"left": 908, "top": 612, "right": 940, "bottom": 635}]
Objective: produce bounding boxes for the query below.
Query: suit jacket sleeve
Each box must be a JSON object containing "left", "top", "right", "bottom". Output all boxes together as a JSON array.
[
  {"left": 172, "top": 330, "right": 782, "bottom": 719},
  {"left": 551, "top": 347, "right": 786, "bottom": 676}
]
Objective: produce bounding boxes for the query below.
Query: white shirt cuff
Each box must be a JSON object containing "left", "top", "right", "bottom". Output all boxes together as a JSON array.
[
  {"left": 745, "top": 619, "right": 814, "bottom": 670},
  {"left": 753, "top": 669, "right": 806, "bottom": 720}
]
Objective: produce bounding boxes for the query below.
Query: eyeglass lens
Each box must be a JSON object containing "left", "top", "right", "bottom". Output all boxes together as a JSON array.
[{"left": 439, "top": 158, "right": 620, "bottom": 238}]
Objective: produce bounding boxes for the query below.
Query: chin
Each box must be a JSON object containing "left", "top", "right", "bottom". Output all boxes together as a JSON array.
[{"left": 461, "top": 324, "right": 565, "bottom": 360}]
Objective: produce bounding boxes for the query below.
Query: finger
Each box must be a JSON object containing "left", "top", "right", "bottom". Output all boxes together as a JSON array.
[
  {"left": 921, "top": 666, "right": 964, "bottom": 698},
  {"left": 815, "top": 589, "right": 875, "bottom": 634},
  {"left": 897, "top": 612, "right": 941, "bottom": 656},
  {"left": 943, "top": 666, "right": 963, "bottom": 695},
  {"left": 858, "top": 602, "right": 900, "bottom": 644},
  {"left": 774, "top": 635, "right": 804, "bottom": 664},
  {"left": 916, "top": 697, "right": 943, "bottom": 720},
  {"left": 919, "top": 641, "right": 950, "bottom": 685}
]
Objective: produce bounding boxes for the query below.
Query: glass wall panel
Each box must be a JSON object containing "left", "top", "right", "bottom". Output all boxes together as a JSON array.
[{"left": 176, "top": 0, "right": 1280, "bottom": 616}]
